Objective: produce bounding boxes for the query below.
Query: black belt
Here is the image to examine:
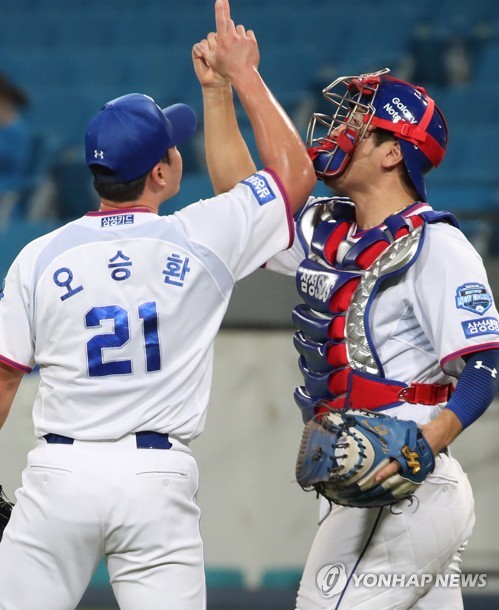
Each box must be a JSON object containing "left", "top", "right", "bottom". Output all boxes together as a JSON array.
[{"left": 43, "top": 431, "right": 173, "bottom": 450}]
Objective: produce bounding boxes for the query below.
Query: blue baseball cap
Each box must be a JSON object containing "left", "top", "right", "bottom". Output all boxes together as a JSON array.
[{"left": 85, "top": 93, "right": 197, "bottom": 183}]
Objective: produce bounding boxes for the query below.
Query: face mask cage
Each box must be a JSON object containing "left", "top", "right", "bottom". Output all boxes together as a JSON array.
[{"left": 306, "top": 69, "right": 388, "bottom": 177}]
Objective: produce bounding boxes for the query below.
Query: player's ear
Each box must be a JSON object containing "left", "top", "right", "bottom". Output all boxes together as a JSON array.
[
  {"left": 381, "top": 139, "right": 404, "bottom": 170},
  {"left": 149, "top": 162, "right": 168, "bottom": 188}
]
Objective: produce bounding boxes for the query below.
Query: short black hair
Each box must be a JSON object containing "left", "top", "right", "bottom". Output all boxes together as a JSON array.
[{"left": 92, "top": 150, "right": 170, "bottom": 202}]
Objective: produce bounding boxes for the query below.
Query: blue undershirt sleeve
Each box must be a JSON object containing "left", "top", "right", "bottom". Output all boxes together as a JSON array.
[{"left": 445, "top": 348, "right": 499, "bottom": 429}]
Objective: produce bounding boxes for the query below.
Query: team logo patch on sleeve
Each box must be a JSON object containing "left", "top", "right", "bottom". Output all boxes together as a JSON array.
[
  {"left": 461, "top": 317, "right": 499, "bottom": 338},
  {"left": 241, "top": 174, "right": 276, "bottom": 205},
  {"left": 455, "top": 283, "right": 492, "bottom": 315}
]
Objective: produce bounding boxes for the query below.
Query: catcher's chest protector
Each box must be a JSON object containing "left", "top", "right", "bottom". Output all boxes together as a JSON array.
[{"left": 293, "top": 200, "right": 458, "bottom": 421}]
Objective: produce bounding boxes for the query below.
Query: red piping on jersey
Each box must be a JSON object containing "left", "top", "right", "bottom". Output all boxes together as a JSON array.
[
  {"left": 441, "top": 343, "right": 499, "bottom": 371},
  {"left": 0, "top": 354, "right": 32, "bottom": 374},
  {"left": 86, "top": 207, "right": 156, "bottom": 216},
  {"left": 264, "top": 167, "right": 295, "bottom": 249}
]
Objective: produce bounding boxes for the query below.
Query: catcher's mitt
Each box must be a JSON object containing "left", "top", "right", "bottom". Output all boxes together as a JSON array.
[
  {"left": 0, "top": 485, "right": 14, "bottom": 542},
  {"left": 296, "top": 409, "right": 435, "bottom": 508}
]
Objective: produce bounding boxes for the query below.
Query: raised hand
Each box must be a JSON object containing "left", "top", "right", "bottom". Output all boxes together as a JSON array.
[
  {"left": 196, "top": 0, "right": 259, "bottom": 86},
  {"left": 193, "top": 32, "right": 228, "bottom": 89}
]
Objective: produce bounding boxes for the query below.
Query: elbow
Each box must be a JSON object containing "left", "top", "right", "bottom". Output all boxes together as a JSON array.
[
  {"left": 303, "top": 161, "right": 317, "bottom": 193},
  {"left": 285, "top": 160, "right": 316, "bottom": 214}
]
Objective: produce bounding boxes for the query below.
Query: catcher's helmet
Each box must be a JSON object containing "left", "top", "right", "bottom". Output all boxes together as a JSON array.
[{"left": 306, "top": 68, "right": 448, "bottom": 201}]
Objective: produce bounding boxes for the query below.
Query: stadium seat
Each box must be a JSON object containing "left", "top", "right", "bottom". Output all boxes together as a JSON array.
[
  {"left": 435, "top": 124, "right": 499, "bottom": 185},
  {"left": 261, "top": 567, "right": 303, "bottom": 589},
  {"left": 432, "top": 0, "right": 498, "bottom": 28},
  {"left": 205, "top": 567, "right": 246, "bottom": 589},
  {"left": 426, "top": 177, "right": 499, "bottom": 214},
  {"left": 28, "top": 88, "right": 96, "bottom": 149},
  {"left": 258, "top": 43, "right": 323, "bottom": 113},
  {"left": 474, "top": 43, "right": 499, "bottom": 83},
  {"left": 0, "top": 12, "right": 57, "bottom": 49}
]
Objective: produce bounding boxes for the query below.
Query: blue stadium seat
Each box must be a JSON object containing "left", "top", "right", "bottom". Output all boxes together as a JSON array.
[
  {"left": 474, "top": 43, "right": 499, "bottom": 83},
  {"left": 337, "top": 5, "right": 418, "bottom": 67},
  {"left": 426, "top": 177, "right": 498, "bottom": 213},
  {"left": 425, "top": 174, "right": 499, "bottom": 255},
  {"left": 436, "top": 124, "right": 499, "bottom": 184},
  {"left": 258, "top": 43, "right": 323, "bottom": 113},
  {"left": 261, "top": 567, "right": 302, "bottom": 590},
  {"left": 124, "top": 45, "right": 195, "bottom": 105},
  {"left": 205, "top": 567, "right": 245, "bottom": 589},
  {"left": 432, "top": 0, "right": 498, "bottom": 29},
  {"left": 0, "top": 12, "right": 57, "bottom": 49},
  {"left": 2, "top": 49, "right": 75, "bottom": 93},
  {"left": 50, "top": 10, "right": 113, "bottom": 48},
  {"left": 104, "top": 11, "right": 179, "bottom": 47},
  {"left": 434, "top": 82, "right": 499, "bottom": 128},
  {"left": 28, "top": 89, "right": 97, "bottom": 149}
]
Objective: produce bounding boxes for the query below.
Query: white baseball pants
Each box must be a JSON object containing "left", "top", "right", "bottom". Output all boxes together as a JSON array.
[
  {"left": 0, "top": 435, "right": 205, "bottom": 610},
  {"left": 296, "top": 453, "right": 475, "bottom": 610}
]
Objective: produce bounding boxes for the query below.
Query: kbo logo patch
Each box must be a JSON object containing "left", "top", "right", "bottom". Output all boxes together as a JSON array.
[{"left": 455, "top": 282, "right": 492, "bottom": 315}]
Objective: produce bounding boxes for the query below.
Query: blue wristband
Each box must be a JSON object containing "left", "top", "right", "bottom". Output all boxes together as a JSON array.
[{"left": 446, "top": 348, "right": 499, "bottom": 429}]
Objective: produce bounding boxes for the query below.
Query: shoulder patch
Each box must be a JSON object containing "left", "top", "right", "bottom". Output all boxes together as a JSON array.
[
  {"left": 455, "top": 282, "right": 492, "bottom": 315},
  {"left": 241, "top": 174, "right": 276, "bottom": 205}
]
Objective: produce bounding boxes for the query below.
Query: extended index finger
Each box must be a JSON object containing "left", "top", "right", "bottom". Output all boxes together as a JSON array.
[{"left": 215, "top": 0, "right": 231, "bottom": 33}]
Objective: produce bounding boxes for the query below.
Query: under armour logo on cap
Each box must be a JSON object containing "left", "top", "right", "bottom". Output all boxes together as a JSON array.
[{"left": 94, "top": 150, "right": 104, "bottom": 159}]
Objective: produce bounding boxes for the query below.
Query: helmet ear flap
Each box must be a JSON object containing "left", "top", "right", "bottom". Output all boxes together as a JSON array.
[{"left": 398, "top": 139, "right": 433, "bottom": 201}]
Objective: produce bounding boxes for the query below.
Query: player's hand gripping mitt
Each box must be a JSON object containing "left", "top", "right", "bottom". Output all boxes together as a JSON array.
[
  {"left": 0, "top": 485, "right": 14, "bottom": 541},
  {"left": 295, "top": 409, "right": 435, "bottom": 508}
]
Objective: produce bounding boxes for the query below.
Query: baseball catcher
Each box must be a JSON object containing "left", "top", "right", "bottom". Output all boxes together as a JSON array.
[
  {"left": 296, "top": 408, "right": 435, "bottom": 508},
  {"left": 0, "top": 486, "right": 14, "bottom": 542}
]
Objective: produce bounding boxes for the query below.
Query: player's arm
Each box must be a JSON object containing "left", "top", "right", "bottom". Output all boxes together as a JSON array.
[
  {"left": 376, "top": 347, "right": 499, "bottom": 482},
  {"left": 0, "top": 362, "right": 24, "bottom": 429},
  {"left": 193, "top": 34, "right": 256, "bottom": 194},
  {"left": 194, "top": 0, "right": 316, "bottom": 214},
  {"left": 423, "top": 348, "right": 499, "bottom": 450}
]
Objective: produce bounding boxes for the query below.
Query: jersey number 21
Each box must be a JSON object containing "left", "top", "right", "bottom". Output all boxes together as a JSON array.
[{"left": 85, "top": 302, "right": 160, "bottom": 377}]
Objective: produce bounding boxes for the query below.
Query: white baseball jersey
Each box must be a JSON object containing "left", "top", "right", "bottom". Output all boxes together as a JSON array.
[{"left": 0, "top": 169, "right": 293, "bottom": 442}]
